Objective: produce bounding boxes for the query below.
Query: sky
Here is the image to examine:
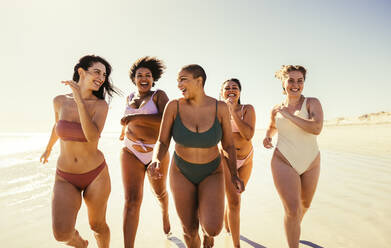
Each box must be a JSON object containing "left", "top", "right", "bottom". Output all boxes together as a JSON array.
[{"left": 1, "top": 0, "right": 390, "bottom": 133}]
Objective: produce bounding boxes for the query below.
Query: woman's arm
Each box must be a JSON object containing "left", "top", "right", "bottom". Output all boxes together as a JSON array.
[
  {"left": 279, "top": 97, "right": 323, "bottom": 135},
  {"left": 62, "top": 81, "right": 108, "bottom": 142},
  {"left": 148, "top": 99, "right": 177, "bottom": 179},
  {"left": 231, "top": 104, "right": 256, "bottom": 140},
  {"left": 263, "top": 105, "right": 279, "bottom": 149},
  {"left": 219, "top": 101, "right": 245, "bottom": 193},
  {"left": 121, "top": 90, "right": 169, "bottom": 128},
  {"left": 40, "top": 96, "right": 61, "bottom": 164}
]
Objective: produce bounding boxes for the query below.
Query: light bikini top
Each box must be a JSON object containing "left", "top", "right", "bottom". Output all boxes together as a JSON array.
[
  {"left": 124, "top": 91, "right": 159, "bottom": 116},
  {"left": 172, "top": 100, "right": 222, "bottom": 148},
  {"left": 275, "top": 97, "right": 317, "bottom": 142},
  {"left": 231, "top": 105, "right": 245, "bottom": 133},
  {"left": 56, "top": 120, "right": 87, "bottom": 142}
]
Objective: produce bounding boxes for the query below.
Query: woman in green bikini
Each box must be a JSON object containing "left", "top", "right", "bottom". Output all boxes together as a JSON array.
[{"left": 149, "top": 64, "right": 244, "bottom": 248}]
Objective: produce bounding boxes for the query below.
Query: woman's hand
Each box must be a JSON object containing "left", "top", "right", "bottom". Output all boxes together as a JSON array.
[
  {"left": 148, "top": 161, "right": 163, "bottom": 180},
  {"left": 61, "top": 80, "right": 82, "bottom": 101},
  {"left": 231, "top": 174, "right": 245, "bottom": 193},
  {"left": 40, "top": 149, "right": 51, "bottom": 164},
  {"left": 119, "top": 133, "right": 125, "bottom": 141},
  {"left": 277, "top": 105, "right": 292, "bottom": 119},
  {"left": 263, "top": 137, "right": 273, "bottom": 149},
  {"left": 120, "top": 115, "right": 133, "bottom": 126}
]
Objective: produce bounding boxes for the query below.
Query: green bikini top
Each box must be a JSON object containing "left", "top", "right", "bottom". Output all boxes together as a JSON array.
[{"left": 172, "top": 100, "right": 222, "bottom": 148}]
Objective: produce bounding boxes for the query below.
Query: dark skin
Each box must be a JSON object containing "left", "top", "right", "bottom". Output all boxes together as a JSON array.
[
  {"left": 149, "top": 69, "right": 244, "bottom": 248},
  {"left": 119, "top": 66, "right": 171, "bottom": 248}
]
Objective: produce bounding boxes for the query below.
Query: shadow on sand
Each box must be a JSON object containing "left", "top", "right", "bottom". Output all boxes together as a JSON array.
[
  {"left": 300, "top": 240, "right": 324, "bottom": 248},
  {"left": 167, "top": 235, "right": 186, "bottom": 248},
  {"left": 239, "top": 235, "right": 267, "bottom": 248}
]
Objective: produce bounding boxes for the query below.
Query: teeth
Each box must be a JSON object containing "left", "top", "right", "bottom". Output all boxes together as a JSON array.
[{"left": 228, "top": 94, "right": 235, "bottom": 97}]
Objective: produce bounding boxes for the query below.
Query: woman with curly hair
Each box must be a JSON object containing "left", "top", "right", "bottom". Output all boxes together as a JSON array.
[{"left": 119, "top": 56, "right": 171, "bottom": 248}]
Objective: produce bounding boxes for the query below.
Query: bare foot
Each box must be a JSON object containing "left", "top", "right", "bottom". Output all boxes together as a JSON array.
[
  {"left": 203, "top": 235, "right": 214, "bottom": 248},
  {"left": 163, "top": 212, "right": 171, "bottom": 235}
]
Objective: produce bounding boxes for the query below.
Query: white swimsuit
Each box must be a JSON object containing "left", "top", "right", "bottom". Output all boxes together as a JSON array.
[{"left": 275, "top": 98, "right": 319, "bottom": 175}]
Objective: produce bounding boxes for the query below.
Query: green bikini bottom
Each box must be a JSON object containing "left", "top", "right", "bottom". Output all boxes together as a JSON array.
[{"left": 173, "top": 151, "right": 221, "bottom": 185}]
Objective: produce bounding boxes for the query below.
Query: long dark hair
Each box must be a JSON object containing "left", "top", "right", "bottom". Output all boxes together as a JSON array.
[
  {"left": 72, "top": 55, "right": 120, "bottom": 101},
  {"left": 221, "top": 78, "right": 242, "bottom": 104}
]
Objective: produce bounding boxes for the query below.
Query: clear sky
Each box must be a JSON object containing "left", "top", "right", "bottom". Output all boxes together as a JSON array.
[{"left": 1, "top": 0, "right": 390, "bottom": 133}]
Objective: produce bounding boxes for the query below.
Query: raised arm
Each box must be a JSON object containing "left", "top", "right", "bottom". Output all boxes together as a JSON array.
[
  {"left": 219, "top": 101, "right": 245, "bottom": 193},
  {"left": 148, "top": 99, "right": 177, "bottom": 179},
  {"left": 279, "top": 97, "right": 323, "bottom": 135},
  {"left": 231, "top": 104, "right": 256, "bottom": 140},
  {"left": 62, "top": 80, "right": 108, "bottom": 142},
  {"left": 40, "top": 96, "right": 61, "bottom": 164}
]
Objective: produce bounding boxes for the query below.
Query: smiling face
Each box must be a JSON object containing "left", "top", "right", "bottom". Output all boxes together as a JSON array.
[
  {"left": 135, "top": 67, "right": 154, "bottom": 93},
  {"left": 177, "top": 69, "right": 202, "bottom": 99},
  {"left": 222, "top": 80, "right": 241, "bottom": 103},
  {"left": 283, "top": 70, "right": 304, "bottom": 96},
  {"left": 82, "top": 62, "right": 107, "bottom": 91}
]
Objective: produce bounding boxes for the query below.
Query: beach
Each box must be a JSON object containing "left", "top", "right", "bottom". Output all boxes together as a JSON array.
[{"left": 1, "top": 123, "right": 390, "bottom": 248}]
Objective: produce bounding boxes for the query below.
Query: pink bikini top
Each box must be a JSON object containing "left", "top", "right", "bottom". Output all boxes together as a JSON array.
[
  {"left": 56, "top": 120, "right": 87, "bottom": 142},
  {"left": 124, "top": 91, "right": 159, "bottom": 116},
  {"left": 231, "top": 105, "right": 245, "bottom": 133}
]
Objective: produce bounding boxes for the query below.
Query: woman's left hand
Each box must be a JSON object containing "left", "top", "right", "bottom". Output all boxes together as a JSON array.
[
  {"left": 231, "top": 174, "right": 245, "bottom": 193},
  {"left": 61, "top": 80, "right": 82, "bottom": 100}
]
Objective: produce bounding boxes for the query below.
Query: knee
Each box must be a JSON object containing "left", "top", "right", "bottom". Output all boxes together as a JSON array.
[
  {"left": 285, "top": 203, "right": 302, "bottom": 219},
  {"left": 90, "top": 221, "right": 109, "bottom": 234},
  {"left": 202, "top": 221, "right": 223, "bottom": 237},
  {"left": 183, "top": 224, "right": 199, "bottom": 239},
  {"left": 124, "top": 191, "right": 143, "bottom": 211},
  {"left": 52, "top": 225, "right": 74, "bottom": 242},
  {"left": 154, "top": 189, "right": 168, "bottom": 201},
  {"left": 227, "top": 197, "right": 241, "bottom": 212},
  {"left": 301, "top": 199, "right": 311, "bottom": 209}
]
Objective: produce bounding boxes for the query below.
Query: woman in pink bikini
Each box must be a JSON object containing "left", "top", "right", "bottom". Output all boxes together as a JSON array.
[
  {"left": 40, "top": 55, "right": 119, "bottom": 248},
  {"left": 220, "top": 78, "right": 256, "bottom": 248},
  {"left": 119, "top": 56, "right": 170, "bottom": 248}
]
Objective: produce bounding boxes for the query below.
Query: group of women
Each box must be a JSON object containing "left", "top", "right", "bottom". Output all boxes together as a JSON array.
[{"left": 40, "top": 55, "right": 323, "bottom": 248}]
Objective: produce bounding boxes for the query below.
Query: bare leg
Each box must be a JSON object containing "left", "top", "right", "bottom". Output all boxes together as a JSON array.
[
  {"left": 121, "top": 148, "right": 147, "bottom": 248},
  {"left": 147, "top": 152, "right": 171, "bottom": 234},
  {"left": 223, "top": 154, "right": 253, "bottom": 248},
  {"left": 300, "top": 154, "right": 320, "bottom": 220},
  {"left": 83, "top": 165, "right": 111, "bottom": 248},
  {"left": 198, "top": 162, "right": 225, "bottom": 248},
  {"left": 271, "top": 150, "right": 301, "bottom": 248},
  {"left": 170, "top": 159, "right": 200, "bottom": 248},
  {"left": 52, "top": 176, "right": 88, "bottom": 248}
]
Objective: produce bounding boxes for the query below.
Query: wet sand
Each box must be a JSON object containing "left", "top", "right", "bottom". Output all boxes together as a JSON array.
[{"left": 1, "top": 124, "right": 390, "bottom": 247}]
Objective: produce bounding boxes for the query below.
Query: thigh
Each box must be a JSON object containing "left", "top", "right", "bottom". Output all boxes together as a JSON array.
[
  {"left": 300, "top": 154, "right": 320, "bottom": 205},
  {"left": 121, "top": 148, "right": 147, "bottom": 200},
  {"left": 52, "top": 175, "right": 82, "bottom": 231},
  {"left": 238, "top": 152, "right": 254, "bottom": 186},
  {"left": 147, "top": 151, "right": 170, "bottom": 194},
  {"left": 83, "top": 165, "right": 111, "bottom": 224},
  {"left": 169, "top": 158, "right": 198, "bottom": 228},
  {"left": 198, "top": 162, "right": 225, "bottom": 228},
  {"left": 271, "top": 151, "right": 301, "bottom": 210}
]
